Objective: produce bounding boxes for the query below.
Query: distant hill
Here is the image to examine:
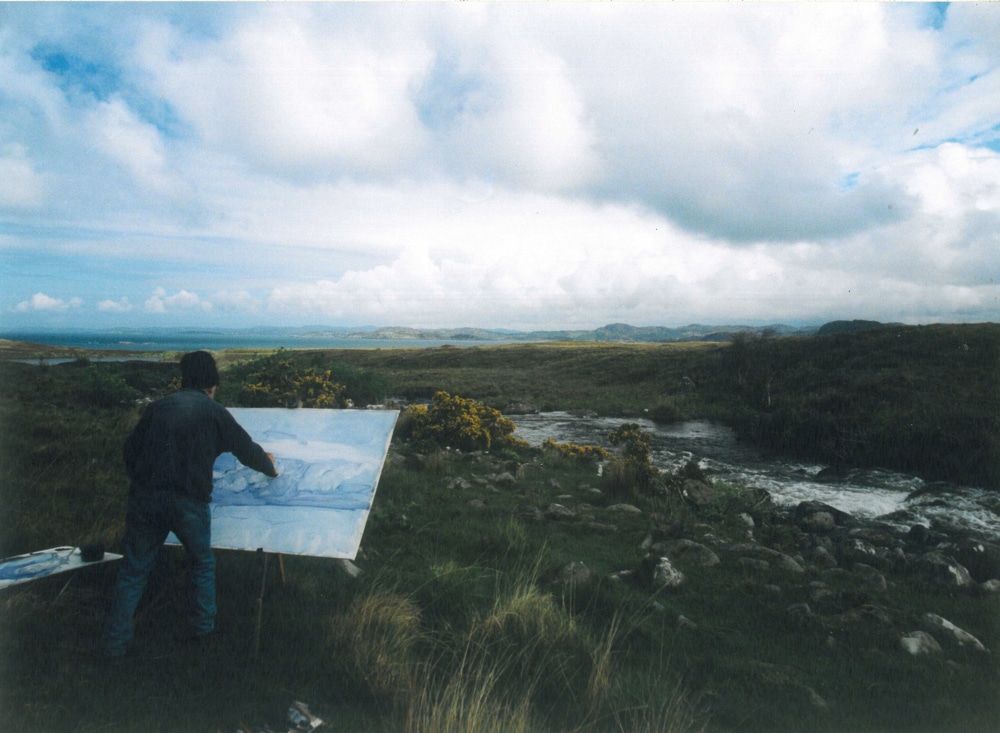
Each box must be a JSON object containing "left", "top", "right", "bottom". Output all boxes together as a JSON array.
[
  {"left": 336, "top": 322, "right": 818, "bottom": 343},
  {"left": 816, "top": 320, "right": 903, "bottom": 336}
]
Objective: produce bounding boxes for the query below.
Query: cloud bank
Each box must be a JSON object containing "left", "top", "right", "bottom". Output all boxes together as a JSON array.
[{"left": 1, "top": 3, "right": 998, "bottom": 329}]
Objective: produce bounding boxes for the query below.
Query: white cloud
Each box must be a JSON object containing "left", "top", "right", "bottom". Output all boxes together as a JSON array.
[
  {"left": 144, "top": 287, "right": 212, "bottom": 314},
  {"left": 97, "top": 297, "right": 134, "bottom": 313},
  {"left": 15, "top": 293, "right": 83, "bottom": 312},
  {"left": 0, "top": 145, "right": 45, "bottom": 208}
]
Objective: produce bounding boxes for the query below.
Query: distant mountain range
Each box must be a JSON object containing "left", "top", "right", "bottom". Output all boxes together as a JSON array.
[
  {"left": 297, "top": 322, "right": 820, "bottom": 343},
  {"left": 3, "top": 321, "right": 909, "bottom": 352}
]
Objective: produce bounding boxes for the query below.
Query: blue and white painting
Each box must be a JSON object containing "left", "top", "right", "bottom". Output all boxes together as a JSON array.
[
  {"left": 0, "top": 546, "right": 123, "bottom": 589},
  {"left": 170, "top": 408, "right": 397, "bottom": 559}
]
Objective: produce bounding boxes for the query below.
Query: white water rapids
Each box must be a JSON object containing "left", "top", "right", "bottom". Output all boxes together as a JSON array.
[{"left": 510, "top": 413, "right": 1000, "bottom": 542}]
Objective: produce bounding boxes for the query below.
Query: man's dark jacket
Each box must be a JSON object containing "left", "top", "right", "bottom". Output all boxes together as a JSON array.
[{"left": 124, "top": 389, "right": 277, "bottom": 503}]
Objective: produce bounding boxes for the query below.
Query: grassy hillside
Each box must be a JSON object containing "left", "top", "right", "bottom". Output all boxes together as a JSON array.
[{"left": 1, "top": 350, "right": 998, "bottom": 733}]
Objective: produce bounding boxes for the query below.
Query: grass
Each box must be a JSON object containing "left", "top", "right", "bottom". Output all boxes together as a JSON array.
[{"left": 1, "top": 330, "right": 999, "bottom": 732}]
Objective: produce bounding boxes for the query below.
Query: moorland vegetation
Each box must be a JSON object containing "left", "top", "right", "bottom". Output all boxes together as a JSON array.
[{"left": 0, "top": 323, "right": 998, "bottom": 732}]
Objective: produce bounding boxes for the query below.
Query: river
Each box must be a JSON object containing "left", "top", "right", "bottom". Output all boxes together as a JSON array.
[{"left": 510, "top": 413, "right": 1000, "bottom": 543}]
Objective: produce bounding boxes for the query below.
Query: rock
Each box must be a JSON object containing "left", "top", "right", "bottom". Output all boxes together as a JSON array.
[
  {"left": 337, "top": 559, "right": 363, "bottom": 579},
  {"left": 900, "top": 631, "right": 942, "bottom": 656},
  {"left": 810, "top": 546, "right": 839, "bottom": 569},
  {"left": 981, "top": 579, "right": 1000, "bottom": 594},
  {"left": 738, "top": 512, "right": 755, "bottom": 528},
  {"left": 837, "top": 538, "right": 882, "bottom": 568},
  {"left": 814, "top": 466, "right": 848, "bottom": 483},
  {"left": 581, "top": 521, "right": 618, "bottom": 533},
  {"left": 493, "top": 471, "right": 518, "bottom": 485},
  {"left": 653, "top": 539, "right": 721, "bottom": 567},
  {"left": 554, "top": 561, "right": 591, "bottom": 586},
  {"left": 504, "top": 402, "right": 539, "bottom": 415},
  {"left": 800, "top": 511, "right": 836, "bottom": 532},
  {"left": 786, "top": 603, "right": 814, "bottom": 622},
  {"left": 448, "top": 477, "right": 473, "bottom": 490},
  {"left": 739, "top": 557, "right": 770, "bottom": 572},
  {"left": 947, "top": 539, "right": 1000, "bottom": 583},
  {"left": 682, "top": 479, "right": 717, "bottom": 506},
  {"left": 794, "top": 500, "right": 854, "bottom": 530},
  {"left": 680, "top": 376, "right": 697, "bottom": 392},
  {"left": 520, "top": 505, "right": 544, "bottom": 521},
  {"left": 922, "top": 613, "right": 988, "bottom": 652},
  {"left": 916, "top": 552, "right": 975, "bottom": 587},
  {"left": 653, "top": 557, "right": 685, "bottom": 588},
  {"left": 677, "top": 614, "right": 698, "bottom": 630},
  {"left": 853, "top": 563, "right": 888, "bottom": 591},
  {"left": 848, "top": 527, "right": 898, "bottom": 547},
  {"left": 544, "top": 503, "right": 576, "bottom": 521},
  {"left": 606, "top": 503, "right": 643, "bottom": 514},
  {"left": 468, "top": 499, "right": 486, "bottom": 509},
  {"left": 726, "top": 543, "right": 805, "bottom": 573}
]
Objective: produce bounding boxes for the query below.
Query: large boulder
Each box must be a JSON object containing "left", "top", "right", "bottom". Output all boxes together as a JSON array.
[
  {"left": 653, "top": 557, "right": 686, "bottom": 588},
  {"left": 922, "top": 613, "right": 988, "bottom": 652},
  {"left": 916, "top": 552, "right": 975, "bottom": 588},
  {"left": 794, "top": 500, "right": 855, "bottom": 532},
  {"left": 682, "top": 479, "right": 717, "bottom": 507},
  {"left": 946, "top": 539, "right": 1000, "bottom": 583},
  {"left": 653, "top": 539, "right": 721, "bottom": 567}
]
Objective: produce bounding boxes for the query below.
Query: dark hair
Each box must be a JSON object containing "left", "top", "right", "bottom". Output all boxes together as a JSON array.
[{"left": 180, "top": 351, "right": 219, "bottom": 390}]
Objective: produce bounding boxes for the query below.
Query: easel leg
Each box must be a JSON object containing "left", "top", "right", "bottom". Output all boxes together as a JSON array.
[{"left": 252, "top": 549, "right": 269, "bottom": 660}]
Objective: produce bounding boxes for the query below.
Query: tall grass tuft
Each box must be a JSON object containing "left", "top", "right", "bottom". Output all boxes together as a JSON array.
[
  {"left": 328, "top": 590, "right": 424, "bottom": 707},
  {"left": 404, "top": 648, "right": 537, "bottom": 733}
]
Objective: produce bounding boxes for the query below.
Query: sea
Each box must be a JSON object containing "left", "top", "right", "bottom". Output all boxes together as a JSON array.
[{"left": 1, "top": 329, "right": 527, "bottom": 353}]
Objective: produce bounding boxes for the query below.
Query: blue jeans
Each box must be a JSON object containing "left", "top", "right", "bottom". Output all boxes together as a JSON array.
[{"left": 102, "top": 492, "right": 215, "bottom": 656}]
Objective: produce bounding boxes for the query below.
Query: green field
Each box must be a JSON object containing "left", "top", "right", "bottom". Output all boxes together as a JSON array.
[{"left": 1, "top": 325, "right": 998, "bottom": 732}]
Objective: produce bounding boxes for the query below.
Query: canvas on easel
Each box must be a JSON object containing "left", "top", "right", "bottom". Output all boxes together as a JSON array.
[{"left": 167, "top": 408, "right": 398, "bottom": 559}]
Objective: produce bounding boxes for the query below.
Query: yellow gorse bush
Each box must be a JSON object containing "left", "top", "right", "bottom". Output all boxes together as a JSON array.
[
  {"left": 541, "top": 438, "right": 611, "bottom": 461},
  {"left": 238, "top": 353, "right": 346, "bottom": 408},
  {"left": 407, "top": 392, "right": 522, "bottom": 452}
]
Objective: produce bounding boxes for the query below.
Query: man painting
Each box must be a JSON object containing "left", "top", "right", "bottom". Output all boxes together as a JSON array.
[{"left": 102, "top": 351, "right": 278, "bottom": 658}]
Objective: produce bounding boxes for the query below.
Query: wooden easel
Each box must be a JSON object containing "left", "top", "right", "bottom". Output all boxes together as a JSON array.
[{"left": 251, "top": 548, "right": 286, "bottom": 660}]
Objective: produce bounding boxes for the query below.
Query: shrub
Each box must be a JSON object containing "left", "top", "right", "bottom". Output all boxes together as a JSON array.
[
  {"left": 607, "top": 423, "right": 658, "bottom": 494},
  {"left": 235, "top": 351, "right": 346, "bottom": 408},
  {"left": 406, "top": 392, "right": 522, "bottom": 452},
  {"left": 542, "top": 438, "right": 611, "bottom": 462}
]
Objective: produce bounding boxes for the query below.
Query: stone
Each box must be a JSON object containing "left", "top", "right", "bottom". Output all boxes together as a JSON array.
[
  {"left": 981, "top": 579, "right": 1000, "bottom": 593},
  {"left": 677, "top": 614, "right": 698, "bottom": 630},
  {"left": 606, "top": 503, "right": 643, "bottom": 514},
  {"left": 520, "top": 505, "right": 544, "bottom": 521},
  {"left": 948, "top": 539, "right": 1000, "bottom": 583},
  {"left": 738, "top": 512, "right": 755, "bottom": 528},
  {"left": 900, "top": 631, "right": 942, "bottom": 656},
  {"left": 554, "top": 561, "right": 591, "bottom": 586},
  {"left": 653, "top": 539, "right": 721, "bottom": 567},
  {"left": 739, "top": 557, "right": 770, "bottom": 572},
  {"left": 917, "top": 552, "right": 975, "bottom": 588},
  {"left": 853, "top": 563, "right": 887, "bottom": 591},
  {"left": 922, "top": 613, "right": 988, "bottom": 652},
  {"left": 794, "top": 500, "right": 854, "bottom": 529},
  {"left": 468, "top": 499, "right": 486, "bottom": 509},
  {"left": 337, "top": 559, "right": 363, "bottom": 579},
  {"left": 682, "top": 479, "right": 717, "bottom": 506},
  {"left": 811, "top": 546, "right": 839, "bottom": 569},
  {"left": 581, "top": 522, "right": 618, "bottom": 534},
  {"left": 544, "top": 503, "right": 576, "bottom": 521},
  {"left": 504, "top": 402, "right": 539, "bottom": 415},
  {"left": 653, "top": 557, "right": 685, "bottom": 588},
  {"left": 493, "top": 472, "right": 518, "bottom": 485}
]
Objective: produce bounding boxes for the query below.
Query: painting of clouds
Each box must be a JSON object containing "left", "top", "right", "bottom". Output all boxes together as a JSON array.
[
  {"left": 170, "top": 409, "right": 398, "bottom": 559},
  {"left": 0, "top": 547, "right": 123, "bottom": 590}
]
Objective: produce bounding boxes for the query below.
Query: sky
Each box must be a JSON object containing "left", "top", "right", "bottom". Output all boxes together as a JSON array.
[{"left": 1, "top": 2, "right": 998, "bottom": 332}]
